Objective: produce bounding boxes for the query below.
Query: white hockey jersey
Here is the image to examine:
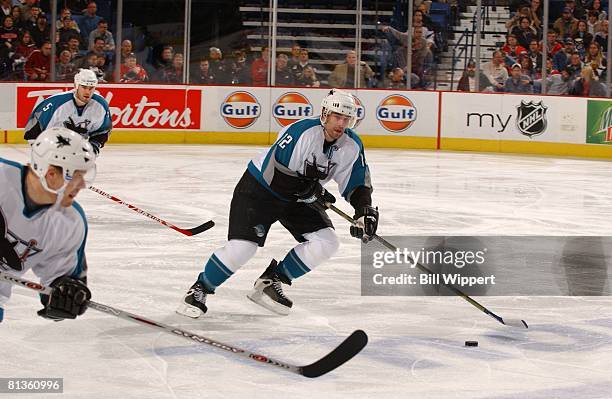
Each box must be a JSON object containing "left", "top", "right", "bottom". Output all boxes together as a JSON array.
[
  {"left": 24, "top": 90, "right": 112, "bottom": 153},
  {"left": 0, "top": 158, "right": 88, "bottom": 313},
  {"left": 248, "top": 117, "right": 372, "bottom": 202}
]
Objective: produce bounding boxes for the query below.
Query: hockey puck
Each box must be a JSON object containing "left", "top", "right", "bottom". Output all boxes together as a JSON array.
[{"left": 465, "top": 341, "right": 478, "bottom": 347}]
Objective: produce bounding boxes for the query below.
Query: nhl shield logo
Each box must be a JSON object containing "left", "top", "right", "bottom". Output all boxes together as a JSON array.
[{"left": 516, "top": 101, "right": 547, "bottom": 137}]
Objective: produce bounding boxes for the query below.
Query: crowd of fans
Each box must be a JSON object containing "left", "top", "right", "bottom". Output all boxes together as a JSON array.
[
  {"left": 458, "top": 0, "right": 609, "bottom": 96},
  {"left": 0, "top": 0, "right": 608, "bottom": 97}
]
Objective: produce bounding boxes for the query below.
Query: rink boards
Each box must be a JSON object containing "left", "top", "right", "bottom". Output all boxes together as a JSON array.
[{"left": 0, "top": 83, "right": 610, "bottom": 158}]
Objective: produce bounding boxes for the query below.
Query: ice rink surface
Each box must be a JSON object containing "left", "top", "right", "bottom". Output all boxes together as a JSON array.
[{"left": 2, "top": 144, "right": 612, "bottom": 399}]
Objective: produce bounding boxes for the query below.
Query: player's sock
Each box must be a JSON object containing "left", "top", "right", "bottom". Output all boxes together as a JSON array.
[
  {"left": 273, "top": 249, "right": 312, "bottom": 279},
  {"left": 198, "top": 253, "right": 235, "bottom": 292},
  {"left": 247, "top": 259, "right": 293, "bottom": 315}
]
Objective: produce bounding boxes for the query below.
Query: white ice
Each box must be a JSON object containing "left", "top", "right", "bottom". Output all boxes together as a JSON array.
[{"left": 2, "top": 144, "right": 612, "bottom": 399}]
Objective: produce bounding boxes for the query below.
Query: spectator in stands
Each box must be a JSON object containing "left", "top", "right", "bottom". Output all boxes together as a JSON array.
[
  {"left": 506, "top": 5, "right": 532, "bottom": 31},
  {"left": 274, "top": 53, "right": 293, "bottom": 86},
  {"left": 0, "top": 44, "right": 9, "bottom": 79},
  {"left": 481, "top": 50, "right": 509, "bottom": 91},
  {"left": 566, "top": 52, "right": 583, "bottom": 78},
  {"left": 457, "top": 59, "right": 490, "bottom": 92},
  {"left": 290, "top": 48, "right": 314, "bottom": 82},
  {"left": 554, "top": 8, "right": 579, "bottom": 38},
  {"left": 565, "top": 0, "right": 585, "bottom": 20},
  {"left": 151, "top": 45, "right": 173, "bottom": 82},
  {"left": 504, "top": 63, "right": 532, "bottom": 93},
  {"left": 512, "top": 17, "right": 538, "bottom": 49},
  {"left": 570, "top": 65, "right": 606, "bottom": 96},
  {"left": 55, "top": 49, "right": 77, "bottom": 81},
  {"left": 58, "top": 10, "right": 81, "bottom": 45},
  {"left": 589, "top": 0, "right": 607, "bottom": 21},
  {"left": 30, "top": 14, "right": 49, "bottom": 48},
  {"left": 294, "top": 64, "right": 319, "bottom": 87},
  {"left": 78, "top": 1, "right": 101, "bottom": 45},
  {"left": 14, "top": 30, "right": 36, "bottom": 59},
  {"left": 163, "top": 52, "right": 183, "bottom": 83},
  {"left": 0, "top": 15, "right": 19, "bottom": 53},
  {"left": 251, "top": 46, "right": 269, "bottom": 86},
  {"left": 541, "top": 30, "right": 563, "bottom": 58},
  {"left": 411, "top": 37, "right": 434, "bottom": 87},
  {"left": 586, "top": 11, "right": 601, "bottom": 35},
  {"left": 502, "top": 34, "right": 527, "bottom": 60},
  {"left": 518, "top": 53, "right": 537, "bottom": 80},
  {"left": 9, "top": 6, "right": 23, "bottom": 32},
  {"left": 572, "top": 20, "right": 593, "bottom": 56},
  {"left": 91, "top": 37, "right": 108, "bottom": 66},
  {"left": 552, "top": 38, "right": 576, "bottom": 70},
  {"left": 25, "top": 40, "right": 51, "bottom": 81},
  {"left": 288, "top": 43, "right": 301, "bottom": 69},
  {"left": 191, "top": 58, "right": 214, "bottom": 84},
  {"left": 414, "top": 26, "right": 434, "bottom": 50},
  {"left": 120, "top": 52, "right": 148, "bottom": 83},
  {"left": 536, "top": 66, "right": 574, "bottom": 94},
  {"left": 528, "top": 0, "right": 543, "bottom": 29},
  {"left": 64, "top": 36, "right": 83, "bottom": 60},
  {"left": 593, "top": 20, "right": 607, "bottom": 52},
  {"left": 527, "top": 39, "right": 543, "bottom": 71},
  {"left": 328, "top": 50, "right": 374, "bottom": 89},
  {"left": 88, "top": 19, "right": 114, "bottom": 53},
  {"left": 413, "top": 9, "right": 435, "bottom": 33},
  {"left": 95, "top": 51, "right": 110, "bottom": 82},
  {"left": 208, "top": 47, "right": 230, "bottom": 84},
  {"left": 385, "top": 67, "right": 405, "bottom": 89},
  {"left": 1, "top": 0, "right": 11, "bottom": 17},
  {"left": 22, "top": 5, "right": 40, "bottom": 34},
  {"left": 229, "top": 49, "right": 250, "bottom": 85},
  {"left": 585, "top": 42, "right": 607, "bottom": 79},
  {"left": 20, "top": 0, "right": 38, "bottom": 23},
  {"left": 120, "top": 39, "right": 132, "bottom": 63}
]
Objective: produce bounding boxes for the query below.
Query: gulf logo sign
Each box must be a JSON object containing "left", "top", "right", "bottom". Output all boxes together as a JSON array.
[
  {"left": 353, "top": 95, "right": 365, "bottom": 128},
  {"left": 273, "top": 92, "right": 313, "bottom": 127},
  {"left": 376, "top": 94, "right": 417, "bottom": 132},
  {"left": 220, "top": 91, "right": 261, "bottom": 129}
]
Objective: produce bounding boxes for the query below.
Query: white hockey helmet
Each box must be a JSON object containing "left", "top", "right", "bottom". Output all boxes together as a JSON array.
[
  {"left": 320, "top": 89, "right": 358, "bottom": 129},
  {"left": 30, "top": 127, "right": 97, "bottom": 194},
  {"left": 74, "top": 68, "right": 98, "bottom": 88}
]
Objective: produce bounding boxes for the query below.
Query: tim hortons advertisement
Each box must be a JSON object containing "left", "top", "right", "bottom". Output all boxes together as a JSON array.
[
  {"left": 16, "top": 85, "right": 202, "bottom": 130},
  {"left": 441, "top": 92, "right": 587, "bottom": 143}
]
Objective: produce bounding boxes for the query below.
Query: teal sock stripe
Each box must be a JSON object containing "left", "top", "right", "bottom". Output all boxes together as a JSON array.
[
  {"left": 276, "top": 249, "right": 311, "bottom": 280},
  {"left": 198, "top": 254, "right": 234, "bottom": 292}
]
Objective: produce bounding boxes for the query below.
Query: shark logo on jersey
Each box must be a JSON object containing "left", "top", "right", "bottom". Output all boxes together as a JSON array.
[
  {"left": 56, "top": 134, "right": 71, "bottom": 148},
  {"left": 0, "top": 208, "right": 42, "bottom": 272},
  {"left": 64, "top": 117, "right": 92, "bottom": 136},
  {"left": 303, "top": 154, "right": 337, "bottom": 180}
]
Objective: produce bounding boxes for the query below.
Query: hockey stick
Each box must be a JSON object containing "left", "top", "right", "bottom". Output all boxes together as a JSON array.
[
  {"left": 0, "top": 270, "right": 368, "bottom": 378},
  {"left": 326, "top": 203, "right": 528, "bottom": 329},
  {"left": 88, "top": 185, "right": 214, "bottom": 237}
]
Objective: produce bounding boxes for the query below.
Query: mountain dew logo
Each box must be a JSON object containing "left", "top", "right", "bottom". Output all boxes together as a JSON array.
[{"left": 586, "top": 100, "right": 612, "bottom": 144}]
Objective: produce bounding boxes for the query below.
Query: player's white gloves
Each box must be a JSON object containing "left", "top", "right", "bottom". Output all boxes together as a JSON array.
[{"left": 350, "top": 206, "right": 379, "bottom": 242}]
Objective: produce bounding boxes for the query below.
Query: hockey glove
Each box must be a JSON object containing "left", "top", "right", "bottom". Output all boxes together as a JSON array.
[
  {"left": 38, "top": 276, "right": 91, "bottom": 321},
  {"left": 350, "top": 206, "right": 379, "bottom": 242},
  {"left": 295, "top": 179, "right": 336, "bottom": 208}
]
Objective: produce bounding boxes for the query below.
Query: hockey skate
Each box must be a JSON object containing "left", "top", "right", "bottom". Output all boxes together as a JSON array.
[
  {"left": 247, "top": 260, "right": 293, "bottom": 315},
  {"left": 176, "top": 281, "right": 212, "bottom": 318}
]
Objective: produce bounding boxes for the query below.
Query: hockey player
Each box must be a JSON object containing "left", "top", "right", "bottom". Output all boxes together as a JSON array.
[
  {"left": 177, "top": 89, "right": 379, "bottom": 317},
  {"left": 24, "top": 68, "right": 112, "bottom": 154},
  {"left": 0, "top": 127, "right": 97, "bottom": 323}
]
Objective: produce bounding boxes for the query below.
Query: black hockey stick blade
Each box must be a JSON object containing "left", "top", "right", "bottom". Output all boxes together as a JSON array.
[
  {"left": 299, "top": 330, "right": 368, "bottom": 378},
  {"left": 179, "top": 220, "right": 215, "bottom": 236}
]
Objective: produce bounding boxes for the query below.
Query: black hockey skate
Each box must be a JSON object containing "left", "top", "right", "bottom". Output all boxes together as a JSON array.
[
  {"left": 176, "top": 281, "right": 212, "bottom": 318},
  {"left": 247, "top": 260, "right": 293, "bottom": 315}
]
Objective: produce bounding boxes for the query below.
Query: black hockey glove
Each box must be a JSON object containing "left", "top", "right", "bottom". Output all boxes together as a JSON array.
[
  {"left": 294, "top": 179, "right": 336, "bottom": 209},
  {"left": 350, "top": 206, "right": 379, "bottom": 242},
  {"left": 38, "top": 276, "right": 91, "bottom": 321}
]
